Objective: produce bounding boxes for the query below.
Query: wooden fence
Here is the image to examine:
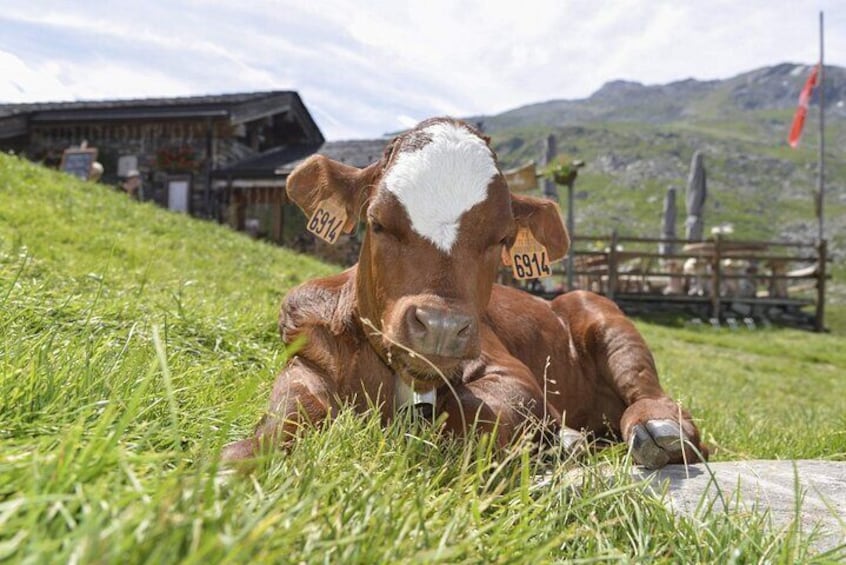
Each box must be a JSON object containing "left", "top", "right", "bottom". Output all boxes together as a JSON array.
[{"left": 504, "top": 232, "right": 830, "bottom": 331}]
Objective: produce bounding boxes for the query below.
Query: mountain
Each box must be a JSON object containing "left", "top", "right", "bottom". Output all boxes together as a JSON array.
[
  {"left": 476, "top": 63, "right": 846, "bottom": 131},
  {"left": 473, "top": 63, "right": 846, "bottom": 267}
]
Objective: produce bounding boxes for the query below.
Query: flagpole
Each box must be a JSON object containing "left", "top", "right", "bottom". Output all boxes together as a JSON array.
[
  {"left": 817, "top": 10, "right": 825, "bottom": 242},
  {"left": 816, "top": 10, "right": 827, "bottom": 332}
]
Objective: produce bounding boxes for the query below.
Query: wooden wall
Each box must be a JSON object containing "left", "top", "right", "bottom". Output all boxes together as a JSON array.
[{"left": 25, "top": 120, "right": 257, "bottom": 218}]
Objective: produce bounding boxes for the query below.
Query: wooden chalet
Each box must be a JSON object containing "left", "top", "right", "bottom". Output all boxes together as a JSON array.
[
  {"left": 211, "top": 138, "right": 387, "bottom": 247},
  {"left": 0, "top": 91, "right": 323, "bottom": 220}
]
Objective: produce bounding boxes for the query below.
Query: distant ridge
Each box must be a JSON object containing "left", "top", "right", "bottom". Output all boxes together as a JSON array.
[
  {"left": 472, "top": 63, "right": 846, "bottom": 132},
  {"left": 467, "top": 62, "right": 846, "bottom": 257}
]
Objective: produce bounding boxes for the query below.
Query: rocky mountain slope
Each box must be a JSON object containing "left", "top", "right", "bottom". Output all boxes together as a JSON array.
[
  {"left": 478, "top": 63, "right": 846, "bottom": 131},
  {"left": 475, "top": 63, "right": 845, "bottom": 261}
]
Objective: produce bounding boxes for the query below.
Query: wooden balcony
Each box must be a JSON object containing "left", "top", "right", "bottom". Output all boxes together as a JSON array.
[{"left": 501, "top": 232, "right": 830, "bottom": 331}]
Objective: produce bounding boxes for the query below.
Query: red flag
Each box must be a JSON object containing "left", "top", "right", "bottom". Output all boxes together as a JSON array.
[{"left": 788, "top": 64, "right": 820, "bottom": 148}]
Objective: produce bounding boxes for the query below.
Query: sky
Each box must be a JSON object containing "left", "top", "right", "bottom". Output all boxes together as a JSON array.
[{"left": 1, "top": 1, "right": 843, "bottom": 140}]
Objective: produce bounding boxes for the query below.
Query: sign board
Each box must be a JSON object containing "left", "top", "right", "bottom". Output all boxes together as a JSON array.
[
  {"left": 59, "top": 148, "right": 98, "bottom": 180},
  {"left": 118, "top": 155, "right": 138, "bottom": 177},
  {"left": 503, "top": 161, "right": 538, "bottom": 192}
]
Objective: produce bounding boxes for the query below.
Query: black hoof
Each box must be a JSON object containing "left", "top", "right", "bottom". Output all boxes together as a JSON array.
[{"left": 629, "top": 419, "right": 686, "bottom": 469}]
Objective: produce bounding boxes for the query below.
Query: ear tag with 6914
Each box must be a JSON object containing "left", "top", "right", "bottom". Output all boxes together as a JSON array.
[
  {"left": 502, "top": 227, "right": 552, "bottom": 280},
  {"left": 307, "top": 197, "right": 348, "bottom": 244}
]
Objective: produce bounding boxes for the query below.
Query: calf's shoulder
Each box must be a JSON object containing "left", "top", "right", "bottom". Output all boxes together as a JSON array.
[
  {"left": 278, "top": 268, "right": 363, "bottom": 370},
  {"left": 485, "top": 284, "right": 563, "bottom": 340},
  {"left": 550, "top": 290, "right": 639, "bottom": 346}
]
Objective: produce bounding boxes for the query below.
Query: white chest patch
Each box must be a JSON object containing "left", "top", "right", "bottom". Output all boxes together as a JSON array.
[{"left": 384, "top": 122, "right": 498, "bottom": 253}]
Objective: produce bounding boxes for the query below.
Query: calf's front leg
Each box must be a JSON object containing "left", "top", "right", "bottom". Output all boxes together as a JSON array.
[
  {"left": 568, "top": 297, "right": 707, "bottom": 468},
  {"left": 221, "top": 356, "right": 339, "bottom": 462},
  {"left": 602, "top": 321, "right": 707, "bottom": 468},
  {"left": 437, "top": 360, "right": 586, "bottom": 456}
]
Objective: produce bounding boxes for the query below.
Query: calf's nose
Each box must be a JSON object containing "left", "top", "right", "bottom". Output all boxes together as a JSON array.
[{"left": 405, "top": 305, "right": 477, "bottom": 358}]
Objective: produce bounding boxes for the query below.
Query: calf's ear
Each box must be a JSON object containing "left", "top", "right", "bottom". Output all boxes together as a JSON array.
[
  {"left": 286, "top": 155, "right": 381, "bottom": 233},
  {"left": 510, "top": 193, "right": 570, "bottom": 262}
]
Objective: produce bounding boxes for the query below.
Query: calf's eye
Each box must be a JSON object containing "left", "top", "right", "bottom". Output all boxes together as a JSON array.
[{"left": 371, "top": 220, "right": 385, "bottom": 233}]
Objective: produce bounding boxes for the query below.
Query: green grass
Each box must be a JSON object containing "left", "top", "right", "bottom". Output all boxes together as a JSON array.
[{"left": 2, "top": 153, "right": 845, "bottom": 562}]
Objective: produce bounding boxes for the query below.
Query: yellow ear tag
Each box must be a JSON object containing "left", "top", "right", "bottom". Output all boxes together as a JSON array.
[
  {"left": 504, "top": 227, "right": 552, "bottom": 280},
  {"left": 307, "top": 198, "right": 348, "bottom": 244}
]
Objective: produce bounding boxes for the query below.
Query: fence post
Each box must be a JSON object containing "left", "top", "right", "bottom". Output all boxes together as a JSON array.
[
  {"left": 711, "top": 234, "right": 722, "bottom": 320},
  {"left": 566, "top": 181, "right": 575, "bottom": 292},
  {"left": 815, "top": 239, "right": 827, "bottom": 332},
  {"left": 608, "top": 230, "right": 618, "bottom": 300},
  {"left": 542, "top": 135, "right": 558, "bottom": 201}
]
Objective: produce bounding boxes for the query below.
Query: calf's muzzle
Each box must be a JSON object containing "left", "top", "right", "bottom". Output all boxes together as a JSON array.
[{"left": 404, "top": 304, "right": 477, "bottom": 359}]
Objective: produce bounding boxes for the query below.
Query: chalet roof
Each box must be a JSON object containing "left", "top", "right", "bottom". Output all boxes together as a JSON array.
[
  {"left": 214, "top": 144, "right": 320, "bottom": 179},
  {"left": 310, "top": 138, "right": 388, "bottom": 170},
  {"left": 2, "top": 91, "right": 285, "bottom": 119},
  {"left": 0, "top": 91, "right": 323, "bottom": 143},
  {"left": 213, "top": 138, "right": 389, "bottom": 180}
]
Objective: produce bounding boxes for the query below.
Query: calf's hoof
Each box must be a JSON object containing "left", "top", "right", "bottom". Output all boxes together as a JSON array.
[
  {"left": 221, "top": 438, "right": 258, "bottom": 465},
  {"left": 622, "top": 397, "right": 707, "bottom": 468},
  {"left": 628, "top": 419, "right": 691, "bottom": 469},
  {"left": 560, "top": 428, "right": 589, "bottom": 459}
]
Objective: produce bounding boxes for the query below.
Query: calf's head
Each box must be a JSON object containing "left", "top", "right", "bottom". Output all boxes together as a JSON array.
[{"left": 286, "top": 118, "right": 568, "bottom": 388}]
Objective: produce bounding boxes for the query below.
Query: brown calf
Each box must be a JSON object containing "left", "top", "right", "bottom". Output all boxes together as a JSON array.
[{"left": 222, "top": 118, "right": 706, "bottom": 469}]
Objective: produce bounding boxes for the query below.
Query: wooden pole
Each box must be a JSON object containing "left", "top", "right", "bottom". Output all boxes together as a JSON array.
[
  {"left": 712, "top": 234, "right": 722, "bottom": 320},
  {"left": 542, "top": 135, "right": 558, "bottom": 201},
  {"left": 815, "top": 239, "right": 827, "bottom": 332},
  {"left": 540, "top": 135, "right": 564, "bottom": 294},
  {"left": 566, "top": 181, "right": 575, "bottom": 291},
  {"left": 607, "top": 230, "right": 618, "bottom": 300},
  {"left": 205, "top": 118, "right": 214, "bottom": 219},
  {"left": 234, "top": 190, "right": 245, "bottom": 231}
]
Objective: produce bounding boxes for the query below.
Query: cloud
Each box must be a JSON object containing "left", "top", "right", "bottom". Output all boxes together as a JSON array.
[
  {"left": 0, "top": 51, "right": 67, "bottom": 101},
  {"left": 1, "top": 1, "right": 843, "bottom": 138},
  {"left": 396, "top": 114, "right": 420, "bottom": 130}
]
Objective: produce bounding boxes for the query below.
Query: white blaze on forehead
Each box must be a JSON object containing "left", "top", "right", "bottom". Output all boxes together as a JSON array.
[{"left": 383, "top": 122, "right": 498, "bottom": 253}]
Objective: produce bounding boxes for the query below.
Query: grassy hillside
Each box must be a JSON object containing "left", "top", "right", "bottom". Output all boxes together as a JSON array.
[
  {"left": 1, "top": 154, "right": 845, "bottom": 561},
  {"left": 491, "top": 117, "right": 846, "bottom": 245}
]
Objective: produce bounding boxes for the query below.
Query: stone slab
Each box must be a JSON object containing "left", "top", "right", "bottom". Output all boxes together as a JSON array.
[{"left": 633, "top": 460, "right": 846, "bottom": 552}]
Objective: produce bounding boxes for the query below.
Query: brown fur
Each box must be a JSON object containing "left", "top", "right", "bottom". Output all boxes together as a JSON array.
[{"left": 223, "top": 118, "right": 707, "bottom": 468}]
